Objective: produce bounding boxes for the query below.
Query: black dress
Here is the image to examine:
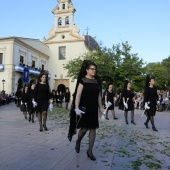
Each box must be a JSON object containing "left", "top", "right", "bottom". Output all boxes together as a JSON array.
[
  {"left": 122, "top": 89, "right": 135, "bottom": 111},
  {"left": 52, "top": 93, "right": 56, "bottom": 103},
  {"left": 21, "top": 92, "right": 28, "bottom": 112},
  {"left": 105, "top": 91, "right": 115, "bottom": 110},
  {"left": 65, "top": 92, "right": 70, "bottom": 102},
  {"left": 27, "top": 89, "right": 35, "bottom": 113},
  {"left": 144, "top": 86, "right": 158, "bottom": 116},
  {"left": 34, "top": 83, "right": 50, "bottom": 112},
  {"left": 56, "top": 94, "right": 60, "bottom": 104},
  {"left": 58, "top": 94, "right": 64, "bottom": 104},
  {"left": 77, "top": 78, "right": 100, "bottom": 129},
  {"left": 15, "top": 90, "right": 22, "bottom": 107}
]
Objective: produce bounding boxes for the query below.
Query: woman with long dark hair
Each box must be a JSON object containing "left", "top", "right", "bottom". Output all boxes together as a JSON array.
[
  {"left": 68, "top": 60, "right": 103, "bottom": 161},
  {"left": 104, "top": 84, "right": 118, "bottom": 120},
  {"left": 144, "top": 75, "right": 158, "bottom": 131},
  {"left": 33, "top": 72, "right": 51, "bottom": 131},
  {"left": 27, "top": 81, "right": 36, "bottom": 123},
  {"left": 65, "top": 87, "right": 70, "bottom": 109},
  {"left": 122, "top": 80, "right": 136, "bottom": 125}
]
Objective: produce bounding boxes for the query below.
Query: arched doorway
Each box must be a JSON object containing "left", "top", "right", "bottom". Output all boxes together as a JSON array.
[{"left": 57, "top": 84, "right": 66, "bottom": 93}]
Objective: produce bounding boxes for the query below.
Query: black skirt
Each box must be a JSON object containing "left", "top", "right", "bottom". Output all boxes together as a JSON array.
[
  {"left": 146, "top": 110, "right": 156, "bottom": 116},
  {"left": 108, "top": 104, "right": 114, "bottom": 110},
  {"left": 36, "top": 101, "right": 49, "bottom": 112}
]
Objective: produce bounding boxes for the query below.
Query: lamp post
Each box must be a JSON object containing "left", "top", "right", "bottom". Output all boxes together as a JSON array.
[{"left": 2, "top": 79, "right": 5, "bottom": 91}]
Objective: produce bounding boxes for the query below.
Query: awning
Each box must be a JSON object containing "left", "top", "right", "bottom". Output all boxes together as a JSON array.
[{"left": 14, "top": 65, "right": 51, "bottom": 78}]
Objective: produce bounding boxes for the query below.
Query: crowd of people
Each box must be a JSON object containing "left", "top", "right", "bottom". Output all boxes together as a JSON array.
[
  {"left": 0, "top": 91, "right": 15, "bottom": 106},
  {"left": 1, "top": 60, "right": 170, "bottom": 162},
  {"left": 14, "top": 71, "right": 71, "bottom": 132},
  {"left": 51, "top": 87, "right": 70, "bottom": 109},
  {"left": 67, "top": 60, "right": 170, "bottom": 161}
]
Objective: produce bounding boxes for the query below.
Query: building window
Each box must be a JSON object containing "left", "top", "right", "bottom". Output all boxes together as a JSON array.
[
  {"left": 32, "top": 60, "right": 35, "bottom": 68},
  {"left": 20, "top": 56, "right": 24, "bottom": 65},
  {"left": 65, "top": 17, "right": 69, "bottom": 26},
  {"left": 62, "top": 4, "right": 65, "bottom": 9},
  {"left": 0, "top": 53, "right": 3, "bottom": 64},
  {"left": 58, "top": 17, "right": 62, "bottom": 27},
  {"left": 59, "top": 46, "right": 66, "bottom": 60},
  {"left": 42, "top": 64, "right": 44, "bottom": 71}
]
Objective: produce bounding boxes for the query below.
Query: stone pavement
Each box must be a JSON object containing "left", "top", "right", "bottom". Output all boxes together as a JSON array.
[{"left": 0, "top": 103, "right": 170, "bottom": 170}]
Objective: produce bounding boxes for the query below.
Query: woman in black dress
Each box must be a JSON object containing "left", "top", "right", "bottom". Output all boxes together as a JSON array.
[
  {"left": 21, "top": 84, "right": 29, "bottom": 119},
  {"left": 144, "top": 75, "right": 158, "bottom": 131},
  {"left": 15, "top": 88, "right": 22, "bottom": 107},
  {"left": 68, "top": 60, "right": 103, "bottom": 161},
  {"left": 56, "top": 90, "right": 60, "bottom": 107},
  {"left": 58, "top": 91, "right": 64, "bottom": 107},
  {"left": 122, "top": 80, "right": 136, "bottom": 124},
  {"left": 51, "top": 90, "right": 56, "bottom": 105},
  {"left": 27, "top": 81, "right": 36, "bottom": 123},
  {"left": 33, "top": 72, "right": 51, "bottom": 131},
  {"left": 104, "top": 84, "right": 118, "bottom": 120},
  {"left": 65, "top": 87, "right": 70, "bottom": 109}
]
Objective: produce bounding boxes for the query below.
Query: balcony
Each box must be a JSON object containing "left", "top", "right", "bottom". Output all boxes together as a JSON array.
[{"left": 14, "top": 65, "right": 51, "bottom": 78}]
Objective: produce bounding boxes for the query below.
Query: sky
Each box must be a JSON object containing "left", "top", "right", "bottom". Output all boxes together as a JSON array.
[{"left": 0, "top": 0, "right": 170, "bottom": 63}]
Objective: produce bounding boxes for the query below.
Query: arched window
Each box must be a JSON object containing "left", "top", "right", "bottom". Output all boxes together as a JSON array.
[
  {"left": 62, "top": 4, "right": 65, "bottom": 9},
  {"left": 58, "top": 17, "right": 62, "bottom": 27},
  {"left": 65, "top": 17, "right": 69, "bottom": 26}
]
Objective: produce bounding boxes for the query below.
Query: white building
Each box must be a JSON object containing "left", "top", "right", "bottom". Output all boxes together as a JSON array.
[{"left": 0, "top": 0, "right": 98, "bottom": 95}]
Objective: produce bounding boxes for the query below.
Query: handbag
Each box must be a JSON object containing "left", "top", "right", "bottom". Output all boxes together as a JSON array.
[{"left": 20, "top": 104, "right": 26, "bottom": 112}]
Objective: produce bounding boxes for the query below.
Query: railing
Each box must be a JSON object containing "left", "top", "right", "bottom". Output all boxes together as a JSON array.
[{"left": 14, "top": 65, "right": 51, "bottom": 78}]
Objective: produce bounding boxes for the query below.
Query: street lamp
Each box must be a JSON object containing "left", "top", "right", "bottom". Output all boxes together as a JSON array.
[{"left": 2, "top": 79, "right": 5, "bottom": 91}]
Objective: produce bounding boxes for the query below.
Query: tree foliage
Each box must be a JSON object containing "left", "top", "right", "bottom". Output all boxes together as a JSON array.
[
  {"left": 144, "top": 62, "right": 168, "bottom": 90},
  {"left": 63, "top": 41, "right": 170, "bottom": 92}
]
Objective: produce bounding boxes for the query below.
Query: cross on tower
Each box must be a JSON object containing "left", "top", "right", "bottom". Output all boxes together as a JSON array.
[{"left": 85, "top": 27, "right": 90, "bottom": 35}]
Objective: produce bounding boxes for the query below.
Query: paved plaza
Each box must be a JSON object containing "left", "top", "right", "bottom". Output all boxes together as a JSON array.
[{"left": 0, "top": 103, "right": 170, "bottom": 170}]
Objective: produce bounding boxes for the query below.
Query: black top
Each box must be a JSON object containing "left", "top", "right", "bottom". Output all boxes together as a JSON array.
[
  {"left": 52, "top": 93, "right": 56, "bottom": 99},
  {"left": 58, "top": 94, "right": 64, "bottom": 102},
  {"left": 78, "top": 77, "right": 101, "bottom": 129},
  {"left": 65, "top": 92, "right": 70, "bottom": 102},
  {"left": 122, "top": 89, "right": 135, "bottom": 111},
  {"left": 33, "top": 83, "right": 50, "bottom": 112},
  {"left": 27, "top": 89, "right": 35, "bottom": 110},
  {"left": 34, "top": 83, "right": 50, "bottom": 102},
  {"left": 144, "top": 86, "right": 158, "bottom": 113},
  {"left": 56, "top": 94, "right": 60, "bottom": 103},
  {"left": 105, "top": 91, "right": 115, "bottom": 104},
  {"left": 105, "top": 90, "right": 115, "bottom": 110},
  {"left": 52, "top": 93, "right": 56, "bottom": 102},
  {"left": 15, "top": 90, "right": 22, "bottom": 98},
  {"left": 21, "top": 91, "right": 28, "bottom": 104}
]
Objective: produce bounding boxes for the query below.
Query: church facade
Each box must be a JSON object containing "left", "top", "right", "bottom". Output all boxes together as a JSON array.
[{"left": 0, "top": 0, "right": 97, "bottom": 95}]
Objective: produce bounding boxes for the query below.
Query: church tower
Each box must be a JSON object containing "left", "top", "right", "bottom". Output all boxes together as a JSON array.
[
  {"left": 44, "top": 0, "right": 81, "bottom": 41},
  {"left": 44, "top": 0, "right": 88, "bottom": 94}
]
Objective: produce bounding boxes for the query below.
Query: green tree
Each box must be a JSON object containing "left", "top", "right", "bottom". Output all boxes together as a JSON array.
[
  {"left": 63, "top": 48, "right": 116, "bottom": 86},
  {"left": 64, "top": 41, "right": 145, "bottom": 92},
  {"left": 111, "top": 42, "right": 145, "bottom": 92},
  {"left": 144, "top": 62, "right": 168, "bottom": 90},
  {"left": 161, "top": 56, "right": 170, "bottom": 89}
]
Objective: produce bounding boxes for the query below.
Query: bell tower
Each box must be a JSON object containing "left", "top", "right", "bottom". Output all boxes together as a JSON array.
[{"left": 45, "top": 0, "right": 81, "bottom": 40}]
